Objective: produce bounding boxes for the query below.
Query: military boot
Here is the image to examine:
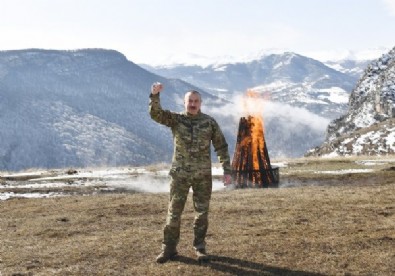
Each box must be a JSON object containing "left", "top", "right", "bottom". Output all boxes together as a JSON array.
[
  {"left": 156, "top": 248, "right": 178, "bottom": 263},
  {"left": 195, "top": 248, "right": 209, "bottom": 262}
]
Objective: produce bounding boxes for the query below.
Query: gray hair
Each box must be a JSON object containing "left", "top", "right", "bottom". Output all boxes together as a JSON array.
[{"left": 185, "top": 90, "right": 202, "bottom": 101}]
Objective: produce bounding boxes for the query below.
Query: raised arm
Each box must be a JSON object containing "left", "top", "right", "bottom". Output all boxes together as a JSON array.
[{"left": 149, "top": 82, "right": 177, "bottom": 127}]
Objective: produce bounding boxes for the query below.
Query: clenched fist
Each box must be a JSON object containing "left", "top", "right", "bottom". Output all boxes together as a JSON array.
[{"left": 151, "top": 82, "right": 163, "bottom": 95}]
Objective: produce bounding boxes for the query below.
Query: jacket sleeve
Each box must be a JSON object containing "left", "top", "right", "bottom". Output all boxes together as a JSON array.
[
  {"left": 211, "top": 119, "right": 232, "bottom": 174},
  {"left": 149, "top": 93, "right": 177, "bottom": 127}
]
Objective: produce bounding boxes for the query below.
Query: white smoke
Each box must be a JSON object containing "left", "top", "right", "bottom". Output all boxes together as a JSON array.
[
  {"left": 263, "top": 101, "right": 330, "bottom": 133},
  {"left": 206, "top": 93, "right": 329, "bottom": 133},
  {"left": 108, "top": 175, "right": 228, "bottom": 193}
]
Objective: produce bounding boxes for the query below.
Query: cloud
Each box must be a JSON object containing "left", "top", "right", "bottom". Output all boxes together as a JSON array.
[{"left": 382, "top": 0, "right": 395, "bottom": 16}]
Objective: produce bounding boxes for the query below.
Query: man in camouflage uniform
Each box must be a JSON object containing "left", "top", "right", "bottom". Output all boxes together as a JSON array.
[{"left": 149, "top": 82, "right": 232, "bottom": 263}]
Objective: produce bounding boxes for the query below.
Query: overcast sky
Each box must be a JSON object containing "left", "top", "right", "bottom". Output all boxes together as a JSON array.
[{"left": 1, "top": 0, "right": 395, "bottom": 65}]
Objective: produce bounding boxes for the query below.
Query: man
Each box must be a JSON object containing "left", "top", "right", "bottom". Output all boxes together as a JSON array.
[{"left": 149, "top": 82, "right": 232, "bottom": 263}]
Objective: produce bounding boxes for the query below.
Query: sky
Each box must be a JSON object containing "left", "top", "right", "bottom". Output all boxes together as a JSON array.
[{"left": 1, "top": 0, "right": 395, "bottom": 66}]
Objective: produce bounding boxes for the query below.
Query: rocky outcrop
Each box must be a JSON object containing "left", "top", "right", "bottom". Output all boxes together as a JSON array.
[{"left": 307, "top": 46, "right": 395, "bottom": 156}]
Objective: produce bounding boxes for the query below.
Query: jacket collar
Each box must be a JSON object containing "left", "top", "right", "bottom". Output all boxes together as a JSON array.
[{"left": 184, "top": 110, "right": 202, "bottom": 119}]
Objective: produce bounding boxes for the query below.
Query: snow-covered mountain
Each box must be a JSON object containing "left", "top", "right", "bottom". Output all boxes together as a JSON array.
[
  {"left": 307, "top": 46, "right": 395, "bottom": 156},
  {"left": 141, "top": 52, "right": 362, "bottom": 119},
  {"left": 0, "top": 48, "right": 383, "bottom": 171},
  {"left": 0, "top": 49, "right": 226, "bottom": 171},
  {"left": 324, "top": 59, "right": 372, "bottom": 78}
]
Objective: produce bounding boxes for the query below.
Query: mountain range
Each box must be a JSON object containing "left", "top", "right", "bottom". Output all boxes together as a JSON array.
[
  {"left": 0, "top": 48, "right": 384, "bottom": 171},
  {"left": 142, "top": 52, "right": 365, "bottom": 119}
]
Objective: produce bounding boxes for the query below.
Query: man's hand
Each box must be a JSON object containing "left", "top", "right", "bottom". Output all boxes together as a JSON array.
[
  {"left": 151, "top": 82, "right": 163, "bottom": 95},
  {"left": 223, "top": 174, "right": 232, "bottom": 186}
]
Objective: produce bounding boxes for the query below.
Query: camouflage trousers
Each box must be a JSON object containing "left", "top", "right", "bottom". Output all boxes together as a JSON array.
[{"left": 162, "top": 170, "right": 212, "bottom": 251}]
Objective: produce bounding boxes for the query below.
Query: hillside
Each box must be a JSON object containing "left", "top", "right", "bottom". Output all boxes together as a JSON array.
[
  {"left": 0, "top": 49, "right": 225, "bottom": 171},
  {"left": 307, "top": 46, "right": 395, "bottom": 156},
  {"left": 1, "top": 157, "right": 394, "bottom": 275}
]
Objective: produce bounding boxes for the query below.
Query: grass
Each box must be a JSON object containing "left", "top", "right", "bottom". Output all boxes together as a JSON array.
[{"left": 1, "top": 156, "right": 395, "bottom": 275}]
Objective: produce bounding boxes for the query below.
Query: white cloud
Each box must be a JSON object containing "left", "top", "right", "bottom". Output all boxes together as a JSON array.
[
  {"left": 382, "top": 0, "right": 395, "bottom": 16},
  {"left": 303, "top": 48, "right": 389, "bottom": 62}
]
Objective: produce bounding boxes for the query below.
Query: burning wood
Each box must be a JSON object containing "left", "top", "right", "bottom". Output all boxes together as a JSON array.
[{"left": 231, "top": 92, "right": 279, "bottom": 188}]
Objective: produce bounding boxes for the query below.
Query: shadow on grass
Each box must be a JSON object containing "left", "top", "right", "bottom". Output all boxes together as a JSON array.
[{"left": 173, "top": 255, "right": 325, "bottom": 276}]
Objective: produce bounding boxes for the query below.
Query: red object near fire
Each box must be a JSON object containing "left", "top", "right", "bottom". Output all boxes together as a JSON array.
[{"left": 231, "top": 115, "right": 279, "bottom": 188}]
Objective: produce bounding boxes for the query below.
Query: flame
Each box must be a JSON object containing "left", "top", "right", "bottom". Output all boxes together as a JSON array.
[
  {"left": 242, "top": 89, "right": 265, "bottom": 118},
  {"left": 232, "top": 89, "right": 274, "bottom": 187},
  {"left": 241, "top": 90, "right": 266, "bottom": 170}
]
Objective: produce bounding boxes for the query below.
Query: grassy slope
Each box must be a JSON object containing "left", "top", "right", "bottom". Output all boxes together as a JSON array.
[{"left": 1, "top": 157, "right": 395, "bottom": 275}]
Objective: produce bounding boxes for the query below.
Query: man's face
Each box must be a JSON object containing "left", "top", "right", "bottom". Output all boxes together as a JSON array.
[{"left": 184, "top": 92, "right": 201, "bottom": 115}]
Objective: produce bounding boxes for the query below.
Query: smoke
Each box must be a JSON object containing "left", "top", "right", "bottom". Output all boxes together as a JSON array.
[
  {"left": 263, "top": 101, "right": 330, "bottom": 133},
  {"left": 108, "top": 175, "right": 170, "bottom": 193},
  {"left": 206, "top": 93, "right": 329, "bottom": 133},
  {"left": 108, "top": 175, "right": 227, "bottom": 193},
  {"left": 205, "top": 94, "right": 262, "bottom": 120}
]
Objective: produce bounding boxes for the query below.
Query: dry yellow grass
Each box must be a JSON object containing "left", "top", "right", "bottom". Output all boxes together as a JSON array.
[{"left": 1, "top": 157, "right": 395, "bottom": 275}]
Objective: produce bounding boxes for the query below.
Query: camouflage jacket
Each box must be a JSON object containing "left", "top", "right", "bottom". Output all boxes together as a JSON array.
[{"left": 149, "top": 93, "right": 231, "bottom": 175}]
